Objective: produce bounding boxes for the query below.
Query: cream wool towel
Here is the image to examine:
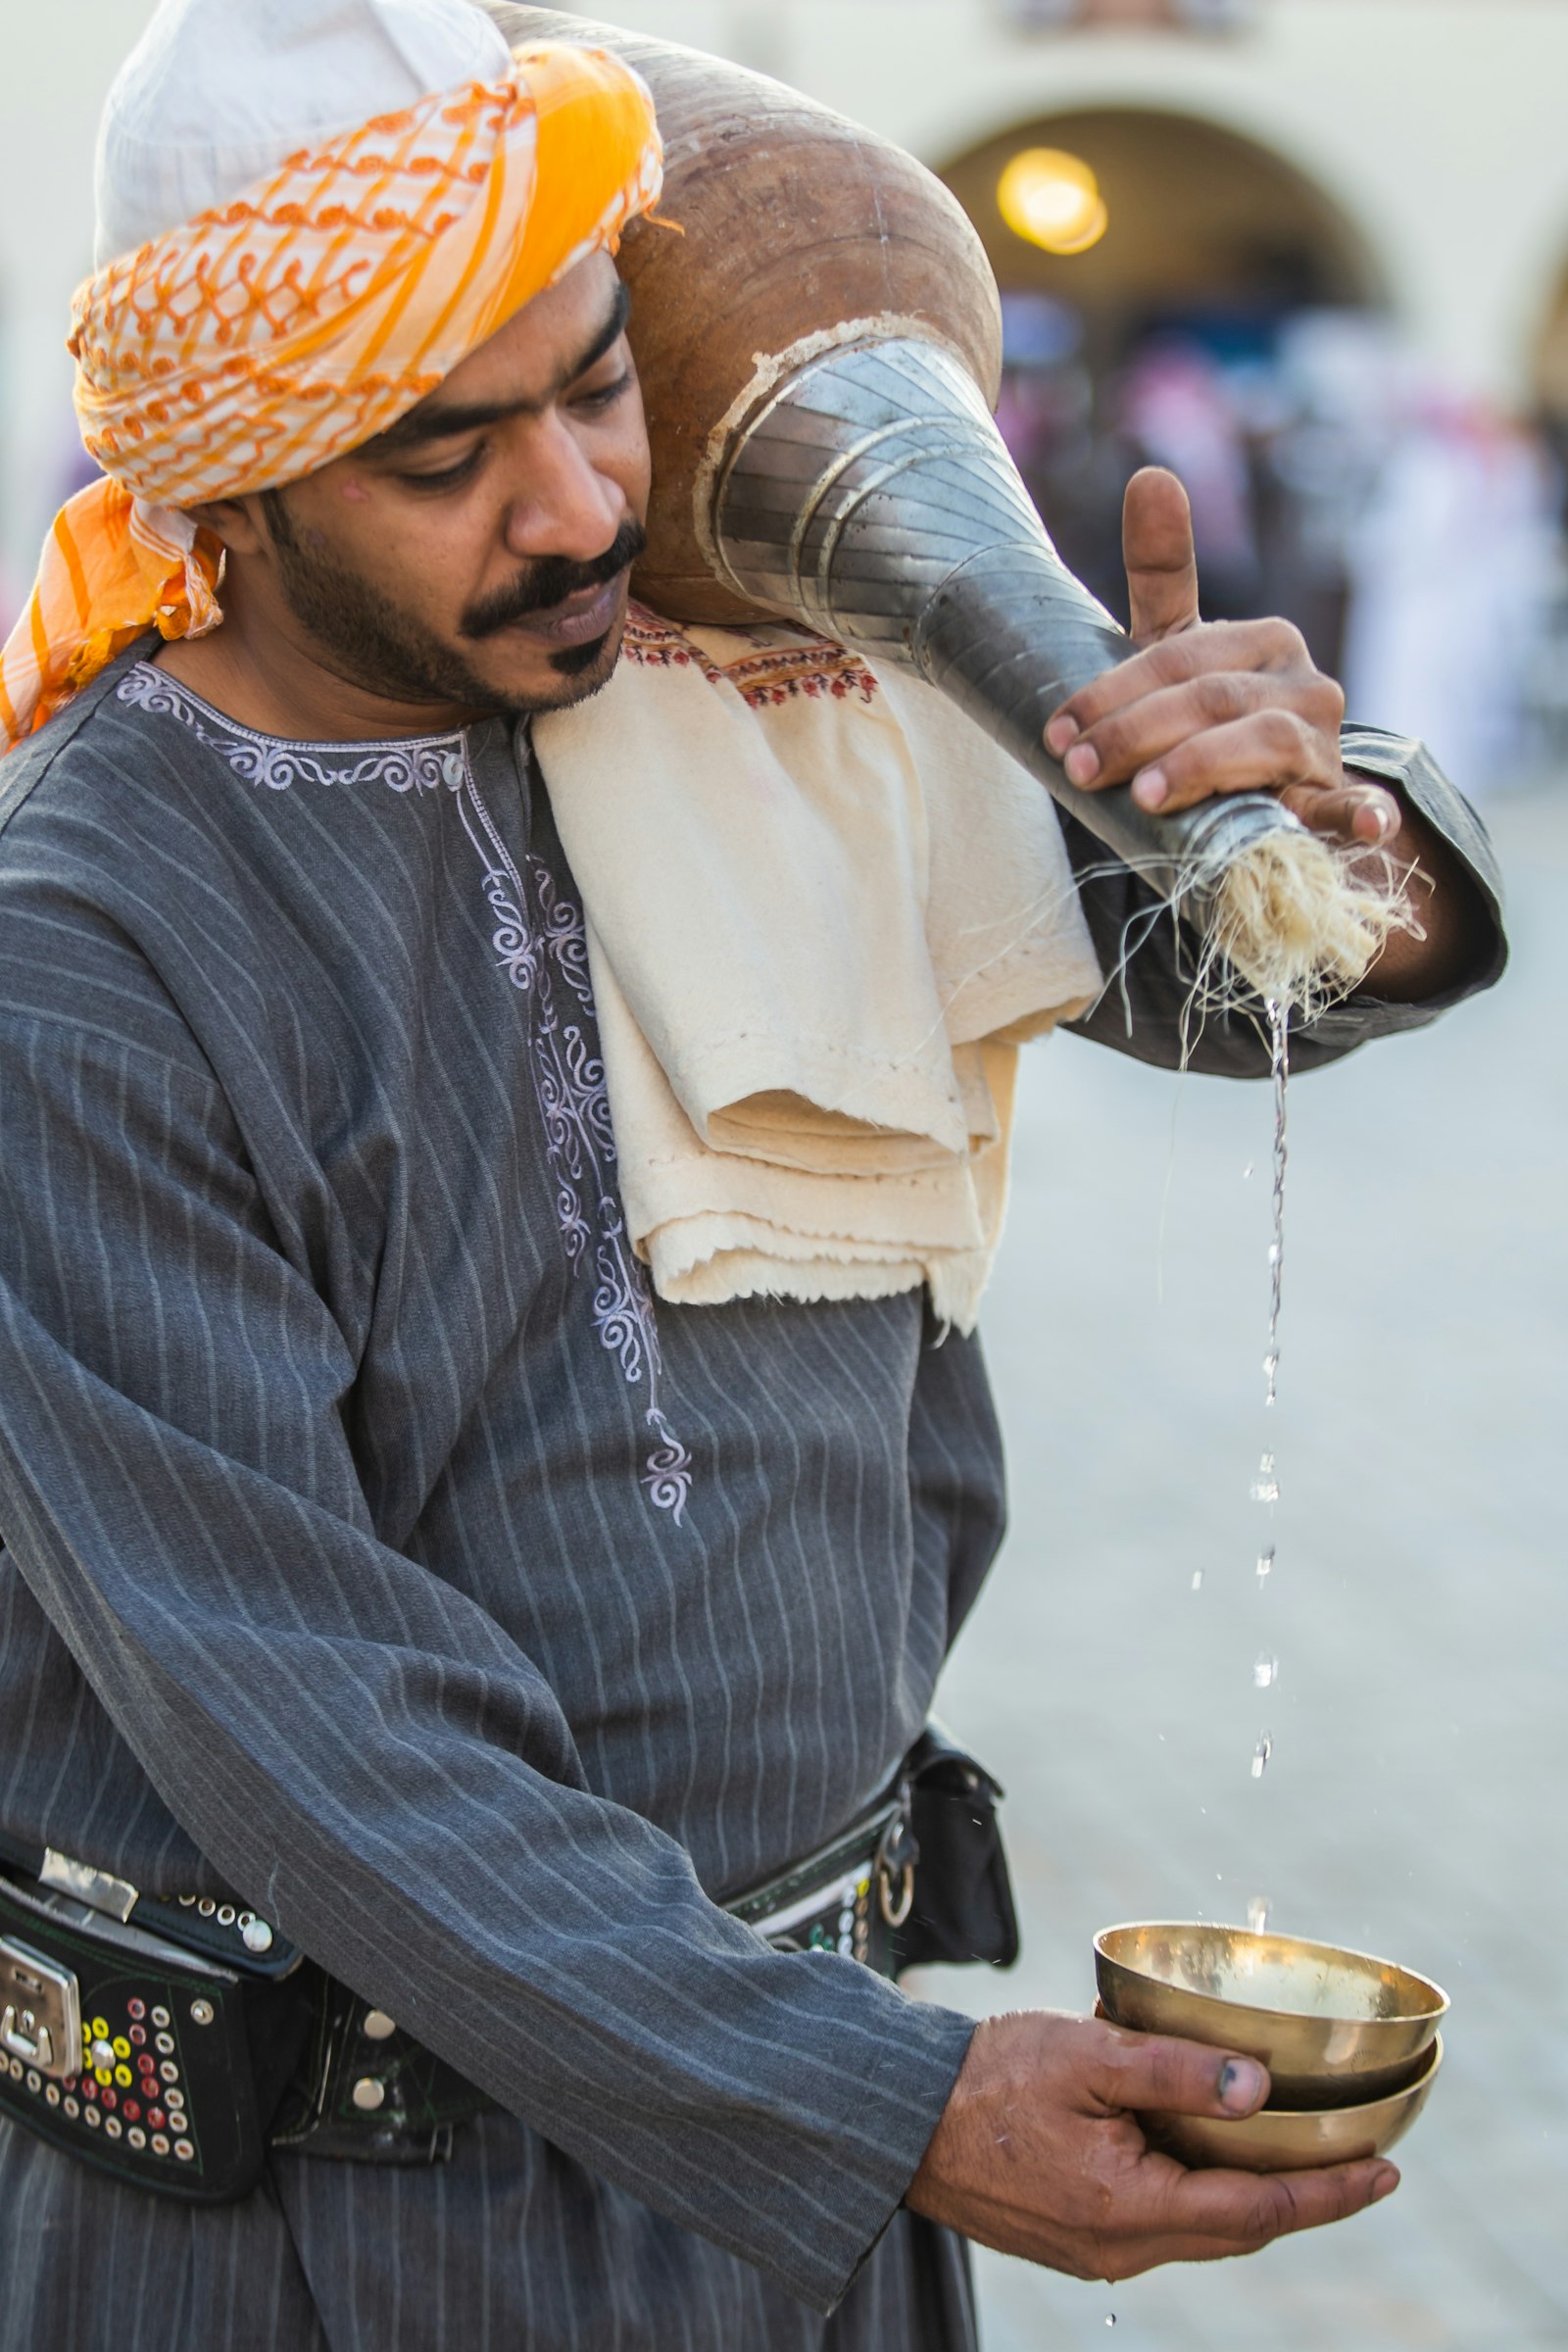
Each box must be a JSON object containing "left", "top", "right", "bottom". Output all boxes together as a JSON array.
[{"left": 534, "top": 609, "right": 1103, "bottom": 1333}]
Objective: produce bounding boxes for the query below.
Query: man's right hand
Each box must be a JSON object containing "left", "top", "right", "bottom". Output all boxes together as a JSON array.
[{"left": 906, "top": 2010, "right": 1399, "bottom": 2280}]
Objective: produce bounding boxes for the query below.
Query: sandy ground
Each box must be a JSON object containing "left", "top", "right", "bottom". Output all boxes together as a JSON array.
[{"left": 920, "top": 785, "right": 1568, "bottom": 2350}]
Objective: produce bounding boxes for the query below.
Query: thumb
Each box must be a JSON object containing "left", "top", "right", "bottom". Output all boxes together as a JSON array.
[
  {"left": 1091, "top": 2027, "right": 1271, "bottom": 2119},
  {"left": 1123, "top": 466, "right": 1201, "bottom": 644}
]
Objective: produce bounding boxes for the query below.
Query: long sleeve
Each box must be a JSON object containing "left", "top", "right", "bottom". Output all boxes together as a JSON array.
[
  {"left": 0, "top": 941, "right": 972, "bottom": 2312},
  {"left": 1058, "top": 725, "right": 1507, "bottom": 1077}
]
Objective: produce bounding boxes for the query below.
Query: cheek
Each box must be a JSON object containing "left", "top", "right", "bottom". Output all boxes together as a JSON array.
[
  {"left": 361, "top": 504, "right": 490, "bottom": 624},
  {"left": 598, "top": 407, "right": 653, "bottom": 515},
  {"left": 625, "top": 440, "right": 653, "bottom": 518}
]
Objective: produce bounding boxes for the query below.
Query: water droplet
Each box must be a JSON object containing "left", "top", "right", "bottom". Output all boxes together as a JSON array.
[
  {"left": 1248, "top": 1894, "right": 1271, "bottom": 1935},
  {"left": 1250, "top": 1451, "right": 1280, "bottom": 1504},
  {"left": 1105, "top": 2320, "right": 1117, "bottom": 2331},
  {"left": 1242, "top": 1162, "right": 1254, "bottom": 1181},
  {"left": 1251, "top": 1731, "right": 1273, "bottom": 1780},
  {"left": 1253, "top": 1653, "right": 1279, "bottom": 1690},
  {"left": 1191, "top": 1569, "right": 1203, "bottom": 1592},
  {"left": 1255, "top": 1546, "right": 1275, "bottom": 1583},
  {"left": 1267, "top": 1243, "right": 1281, "bottom": 1266}
]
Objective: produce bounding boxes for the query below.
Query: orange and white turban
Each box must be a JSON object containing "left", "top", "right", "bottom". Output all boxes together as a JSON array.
[{"left": 0, "top": 0, "right": 662, "bottom": 755}]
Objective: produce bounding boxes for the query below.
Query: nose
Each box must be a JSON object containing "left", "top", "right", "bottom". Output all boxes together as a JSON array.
[{"left": 500, "top": 415, "right": 625, "bottom": 565}]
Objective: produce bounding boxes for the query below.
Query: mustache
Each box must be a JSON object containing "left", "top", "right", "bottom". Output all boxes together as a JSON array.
[{"left": 461, "top": 519, "right": 648, "bottom": 639}]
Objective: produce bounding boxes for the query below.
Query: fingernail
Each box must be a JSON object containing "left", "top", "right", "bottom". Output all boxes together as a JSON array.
[
  {"left": 1363, "top": 798, "right": 1391, "bottom": 838},
  {"left": 1218, "top": 2059, "right": 1266, "bottom": 2114},
  {"left": 1046, "top": 715, "right": 1077, "bottom": 757},
  {"left": 1371, "top": 2168, "right": 1400, "bottom": 2202},
  {"left": 1134, "top": 767, "right": 1168, "bottom": 810},
  {"left": 1065, "top": 743, "right": 1100, "bottom": 786}
]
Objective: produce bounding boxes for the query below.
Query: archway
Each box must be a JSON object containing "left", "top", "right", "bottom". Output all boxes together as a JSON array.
[
  {"left": 943, "top": 106, "right": 1385, "bottom": 326},
  {"left": 939, "top": 108, "right": 1391, "bottom": 662}
]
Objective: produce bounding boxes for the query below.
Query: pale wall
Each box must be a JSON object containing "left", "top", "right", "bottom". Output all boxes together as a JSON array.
[
  {"left": 0, "top": 0, "right": 158, "bottom": 593},
  {"left": 1, "top": 0, "right": 1565, "bottom": 586}
]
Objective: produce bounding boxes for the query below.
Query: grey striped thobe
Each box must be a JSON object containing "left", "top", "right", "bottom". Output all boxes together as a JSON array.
[{"left": 0, "top": 651, "right": 1503, "bottom": 2352}]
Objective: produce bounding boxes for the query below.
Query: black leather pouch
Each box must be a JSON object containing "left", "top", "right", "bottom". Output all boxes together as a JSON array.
[
  {"left": 0, "top": 1865, "right": 310, "bottom": 2204},
  {"left": 890, "top": 1722, "right": 1021, "bottom": 1977}
]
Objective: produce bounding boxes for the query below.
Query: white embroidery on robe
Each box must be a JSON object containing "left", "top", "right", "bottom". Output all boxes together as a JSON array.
[{"left": 119, "top": 663, "right": 693, "bottom": 1525}]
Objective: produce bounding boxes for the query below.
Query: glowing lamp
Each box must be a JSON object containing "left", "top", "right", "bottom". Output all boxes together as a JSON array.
[{"left": 997, "top": 148, "right": 1109, "bottom": 255}]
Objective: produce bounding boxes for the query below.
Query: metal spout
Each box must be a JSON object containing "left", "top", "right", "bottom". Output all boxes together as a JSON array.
[{"left": 710, "top": 337, "right": 1298, "bottom": 922}]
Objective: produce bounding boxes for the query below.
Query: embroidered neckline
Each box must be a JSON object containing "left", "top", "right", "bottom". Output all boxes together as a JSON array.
[
  {"left": 119, "top": 663, "right": 694, "bottom": 1527},
  {"left": 118, "top": 664, "right": 470, "bottom": 797},
  {"left": 122, "top": 662, "right": 466, "bottom": 758}
]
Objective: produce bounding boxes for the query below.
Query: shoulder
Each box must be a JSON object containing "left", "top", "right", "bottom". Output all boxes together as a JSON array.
[
  {"left": 0, "top": 653, "right": 235, "bottom": 1068},
  {"left": 615, "top": 604, "right": 1037, "bottom": 792},
  {"left": 0, "top": 658, "right": 137, "bottom": 842},
  {"left": 0, "top": 643, "right": 288, "bottom": 911},
  {"left": 0, "top": 648, "right": 223, "bottom": 879}
]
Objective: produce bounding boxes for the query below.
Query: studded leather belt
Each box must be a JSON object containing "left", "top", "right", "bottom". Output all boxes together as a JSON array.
[
  {"left": 724, "top": 1789, "right": 918, "bottom": 1976},
  {"left": 267, "top": 1790, "right": 924, "bottom": 2169},
  {"left": 0, "top": 1725, "right": 1012, "bottom": 2191}
]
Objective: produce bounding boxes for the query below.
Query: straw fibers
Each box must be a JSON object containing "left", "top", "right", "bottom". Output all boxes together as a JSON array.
[{"left": 1194, "top": 824, "right": 1422, "bottom": 1023}]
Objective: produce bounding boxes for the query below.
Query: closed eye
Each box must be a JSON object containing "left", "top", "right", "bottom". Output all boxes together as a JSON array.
[
  {"left": 574, "top": 369, "right": 633, "bottom": 416},
  {"left": 397, "top": 442, "right": 487, "bottom": 492}
]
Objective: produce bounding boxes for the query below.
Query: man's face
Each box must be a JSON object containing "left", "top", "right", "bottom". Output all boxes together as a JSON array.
[{"left": 251, "top": 252, "right": 651, "bottom": 719}]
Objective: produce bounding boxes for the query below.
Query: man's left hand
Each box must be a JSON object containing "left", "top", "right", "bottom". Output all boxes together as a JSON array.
[{"left": 1043, "top": 466, "right": 1484, "bottom": 999}]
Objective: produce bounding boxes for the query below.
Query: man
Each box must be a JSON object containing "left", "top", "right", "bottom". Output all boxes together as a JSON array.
[{"left": 0, "top": 2, "right": 1503, "bottom": 2346}]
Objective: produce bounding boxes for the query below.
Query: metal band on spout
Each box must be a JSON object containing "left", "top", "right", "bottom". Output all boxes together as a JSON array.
[{"left": 710, "top": 336, "right": 1300, "bottom": 923}]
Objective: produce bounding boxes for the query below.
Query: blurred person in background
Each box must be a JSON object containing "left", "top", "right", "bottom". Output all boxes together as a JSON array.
[
  {"left": 1343, "top": 390, "right": 1559, "bottom": 795},
  {"left": 1119, "top": 339, "right": 1261, "bottom": 619},
  {"left": 997, "top": 304, "right": 1561, "bottom": 786}
]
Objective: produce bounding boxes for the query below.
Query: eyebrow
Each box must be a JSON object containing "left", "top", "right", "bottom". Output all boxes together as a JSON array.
[{"left": 368, "top": 279, "right": 632, "bottom": 455}]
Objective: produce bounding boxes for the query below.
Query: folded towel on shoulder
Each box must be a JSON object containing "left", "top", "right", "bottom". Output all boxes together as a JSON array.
[{"left": 534, "top": 606, "right": 1102, "bottom": 1333}]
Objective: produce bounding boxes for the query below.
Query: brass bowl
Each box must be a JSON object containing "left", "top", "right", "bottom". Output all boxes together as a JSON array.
[
  {"left": 1145, "top": 2034, "right": 1443, "bottom": 2173},
  {"left": 1095, "top": 1922, "right": 1448, "bottom": 2110}
]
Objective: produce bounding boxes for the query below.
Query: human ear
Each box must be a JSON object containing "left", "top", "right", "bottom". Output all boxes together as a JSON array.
[{"left": 183, "top": 495, "right": 270, "bottom": 559}]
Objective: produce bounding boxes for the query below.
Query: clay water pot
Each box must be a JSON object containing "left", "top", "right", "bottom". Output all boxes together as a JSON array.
[
  {"left": 488, "top": 5, "right": 1304, "bottom": 921},
  {"left": 490, "top": 3, "right": 1003, "bottom": 623}
]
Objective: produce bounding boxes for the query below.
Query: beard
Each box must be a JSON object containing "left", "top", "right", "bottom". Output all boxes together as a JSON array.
[{"left": 261, "top": 493, "right": 647, "bottom": 718}]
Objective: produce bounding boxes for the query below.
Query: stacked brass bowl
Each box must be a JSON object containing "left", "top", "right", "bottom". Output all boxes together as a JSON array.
[{"left": 1095, "top": 1922, "right": 1448, "bottom": 2172}]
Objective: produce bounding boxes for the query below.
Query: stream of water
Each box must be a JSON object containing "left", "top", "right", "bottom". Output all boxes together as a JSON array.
[
  {"left": 1264, "top": 996, "right": 1289, "bottom": 1410},
  {"left": 1249, "top": 999, "right": 1291, "bottom": 1788}
]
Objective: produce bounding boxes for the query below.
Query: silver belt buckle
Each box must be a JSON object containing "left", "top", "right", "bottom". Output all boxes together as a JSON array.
[{"left": 0, "top": 1936, "right": 82, "bottom": 2079}]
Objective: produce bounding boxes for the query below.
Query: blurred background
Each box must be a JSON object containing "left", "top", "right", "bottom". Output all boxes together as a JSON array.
[
  {"left": 10, "top": 0, "right": 1568, "bottom": 788},
  {"left": 2, "top": 3, "right": 1563, "bottom": 2347}
]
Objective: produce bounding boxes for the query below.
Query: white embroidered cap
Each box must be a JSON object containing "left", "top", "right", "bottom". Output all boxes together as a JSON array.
[{"left": 94, "top": 0, "right": 514, "bottom": 266}]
